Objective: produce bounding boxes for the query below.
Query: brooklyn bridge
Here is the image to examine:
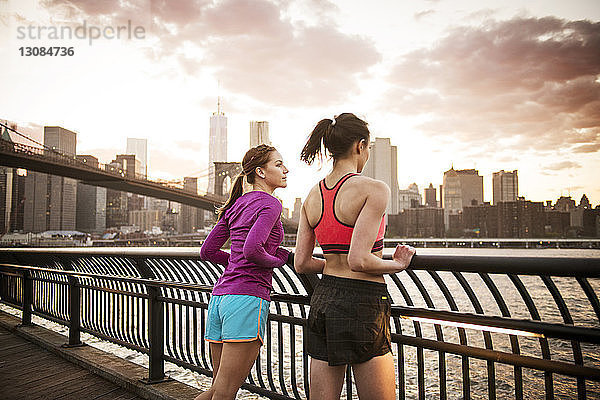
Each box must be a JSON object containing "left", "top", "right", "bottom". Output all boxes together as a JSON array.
[{"left": 0, "top": 124, "right": 298, "bottom": 232}]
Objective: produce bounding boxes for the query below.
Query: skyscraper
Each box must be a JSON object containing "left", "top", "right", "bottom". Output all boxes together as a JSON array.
[
  {"left": 76, "top": 155, "right": 106, "bottom": 234},
  {"left": 0, "top": 167, "right": 12, "bottom": 234},
  {"left": 9, "top": 169, "right": 26, "bottom": 233},
  {"left": 178, "top": 177, "right": 204, "bottom": 233},
  {"left": 126, "top": 138, "right": 149, "bottom": 209},
  {"left": 442, "top": 167, "right": 483, "bottom": 229},
  {"left": 105, "top": 155, "right": 141, "bottom": 229},
  {"left": 48, "top": 173, "right": 77, "bottom": 230},
  {"left": 113, "top": 154, "right": 141, "bottom": 178},
  {"left": 492, "top": 170, "right": 518, "bottom": 205},
  {"left": 0, "top": 123, "right": 15, "bottom": 234},
  {"left": 208, "top": 99, "right": 228, "bottom": 194},
  {"left": 126, "top": 138, "right": 148, "bottom": 177},
  {"left": 24, "top": 126, "right": 78, "bottom": 232},
  {"left": 44, "top": 126, "right": 76, "bottom": 156},
  {"left": 46, "top": 126, "right": 77, "bottom": 231},
  {"left": 291, "top": 197, "right": 302, "bottom": 223},
  {"left": 249, "top": 121, "right": 270, "bottom": 148},
  {"left": 362, "top": 137, "right": 399, "bottom": 215},
  {"left": 425, "top": 183, "right": 437, "bottom": 208},
  {"left": 23, "top": 171, "right": 48, "bottom": 232}
]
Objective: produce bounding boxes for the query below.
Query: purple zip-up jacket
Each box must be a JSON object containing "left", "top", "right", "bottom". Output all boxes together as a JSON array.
[{"left": 200, "top": 191, "right": 290, "bottom": 301}]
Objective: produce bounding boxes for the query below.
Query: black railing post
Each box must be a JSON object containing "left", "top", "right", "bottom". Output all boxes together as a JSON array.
[
  {"left": 63, "top": 274, "right": 84, "bottom": 347},
  {"left": 145, "top": 283, "right": 168, "bottom": 383},
  {"left": 133, "top": 256, "right": 172, "bottom": 384},
  {"left": 0, "top": 267, "right": 4, "bottom": 301},
  {"left": 20, "top": 270, "right": 33, "bottom": 326}
]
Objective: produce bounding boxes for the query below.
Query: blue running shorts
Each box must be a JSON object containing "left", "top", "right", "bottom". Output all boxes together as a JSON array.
[{"left": 205, "top": 294, "right": 270, "bottom": 344}]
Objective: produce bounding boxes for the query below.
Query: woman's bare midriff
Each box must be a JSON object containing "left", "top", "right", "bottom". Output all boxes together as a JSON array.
[{"left": 321, "top": 251, "right": 386, "bottom": 284}]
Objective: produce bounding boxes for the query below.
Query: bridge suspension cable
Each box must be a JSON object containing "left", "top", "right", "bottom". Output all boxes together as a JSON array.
[
  {"left": 0, "top": 121, "right": 213, "bottom": 181},
  {"left": 0, "top": 121, "right": 49, "bottom": 150}
]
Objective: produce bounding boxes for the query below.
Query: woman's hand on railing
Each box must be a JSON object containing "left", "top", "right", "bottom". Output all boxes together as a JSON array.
[
  {"left": 392, "top": 245, "right": 416, "bottom": 273},
  {"left": 349, "top": 244, "right": 416, "bottom": 275}
]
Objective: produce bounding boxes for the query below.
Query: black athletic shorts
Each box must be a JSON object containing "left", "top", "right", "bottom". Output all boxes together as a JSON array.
[{"left": 306, "top": 274, "right": 392, "bottom": 366}]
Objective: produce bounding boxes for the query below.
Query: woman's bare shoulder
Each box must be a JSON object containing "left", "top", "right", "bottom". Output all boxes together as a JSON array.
[
  {"left": 304, "top": 183, "right": 321, "bottom": 200},
  {"left": 347, "top": 175, "right": 390, "bottom": 194}
]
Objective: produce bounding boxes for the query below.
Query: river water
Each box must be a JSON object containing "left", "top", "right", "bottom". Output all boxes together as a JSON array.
[
  {"left": 1, "top": 248, "right": 599, "bottom": 399},
  {"left": 381, "top": 248, "right": 600, "bottom": 400}
]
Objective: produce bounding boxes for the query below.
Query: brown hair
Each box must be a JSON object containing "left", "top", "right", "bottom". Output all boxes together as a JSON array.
[
  {"left": 300, "top": 112, "right": 370, "bottom": 165},
  {"left": 216, "top": 144, "right": 277, "bottom": 220}
]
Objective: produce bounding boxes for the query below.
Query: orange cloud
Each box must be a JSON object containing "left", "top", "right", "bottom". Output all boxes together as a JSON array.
[
  {"left": 385, "top": 16, "right": 600, "bottom": 154},
  {"left": 43, "top": 0, "right": 380, "bottom": 107}
]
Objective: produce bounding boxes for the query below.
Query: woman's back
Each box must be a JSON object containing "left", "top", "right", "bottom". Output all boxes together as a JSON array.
[{"left": 304, "top": 172, "right": 387, "bottom": 283}]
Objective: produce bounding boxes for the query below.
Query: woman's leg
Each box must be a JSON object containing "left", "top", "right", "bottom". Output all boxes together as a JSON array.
[
  {"left": 309, "top": 358, "right": 347, "bottom": 400},
  {"left": 351, "top": 352, "right": 396, "bottom": 400},
  {"left": 210, "top": 342, "right": 223, "bottom": 377},
  {"left": 208, "top": 340, "right": 262, "bottom": 400},
  {"left": 193, "top": 341, "right": 242, "bottom": 400}
]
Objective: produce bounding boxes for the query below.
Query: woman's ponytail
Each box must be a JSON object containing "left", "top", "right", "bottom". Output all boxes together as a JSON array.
[
  {"left": 300, "top": 119, "right": 332, "bottom": 165},
  {"left": 216, "top": 173, "right": 244, "bottom": 221},
  {"left": 301, "top": 113, "right": 369, "bottom": 165}
]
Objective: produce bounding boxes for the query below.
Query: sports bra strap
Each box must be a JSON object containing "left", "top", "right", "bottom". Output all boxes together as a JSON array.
[{"left": 321, "top": 172, "right": 358, "bottom": 191}]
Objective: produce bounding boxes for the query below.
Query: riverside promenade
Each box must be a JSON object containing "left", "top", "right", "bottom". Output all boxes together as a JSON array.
[{"left": 0, "top": 311, "right": 199, "bottom": 400}]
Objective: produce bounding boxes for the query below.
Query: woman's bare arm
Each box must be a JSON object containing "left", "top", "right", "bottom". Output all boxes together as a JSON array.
[
  {"left": 348, "top": 180, "right": 414, "bottom": 274},
  {"left": 294, "top": 205, "right": 325, "bottom": 274}
]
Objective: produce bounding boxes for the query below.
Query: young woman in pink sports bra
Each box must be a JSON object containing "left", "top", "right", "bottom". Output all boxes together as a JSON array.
[{"left": 295, "top": 113, "right": 415, "bottom": 400}]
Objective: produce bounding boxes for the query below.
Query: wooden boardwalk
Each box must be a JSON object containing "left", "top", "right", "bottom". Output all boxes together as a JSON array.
[{"left": 0, "top": 326, "right": 144, "bottom": 400}]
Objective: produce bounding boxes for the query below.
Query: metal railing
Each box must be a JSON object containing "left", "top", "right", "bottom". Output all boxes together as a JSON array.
[{"left": 0, "top": 248, "right": 599, "bottom": 399}]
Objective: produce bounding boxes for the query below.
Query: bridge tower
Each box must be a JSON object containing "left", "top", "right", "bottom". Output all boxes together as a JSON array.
[{"left": 213, "top": 162, "right": 242, "bottom": 196}]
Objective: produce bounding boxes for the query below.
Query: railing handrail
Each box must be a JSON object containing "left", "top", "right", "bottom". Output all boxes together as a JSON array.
[
  {"left": 0, "top": 247, "right": 205, "bottom": 258},
  {"left": 2, "top": 248, "right": 599, "bottom": 277},
  {"left": 409, "top": 254, "right": 600, "bottom": 277}
]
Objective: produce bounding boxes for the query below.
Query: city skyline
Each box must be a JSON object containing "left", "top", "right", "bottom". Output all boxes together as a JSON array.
[
  {"left": 1, "top": 121, "right": 598, "bottom": 212},
  {"left": 1, "top": 120, "right": 598, "bottom": 238},
  {"left": 0, "top": 0, "right": 598, "bottom": 210}
]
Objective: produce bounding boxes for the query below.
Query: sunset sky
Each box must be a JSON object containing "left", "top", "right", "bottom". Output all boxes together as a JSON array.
[{"left": 1, "top": 0, "right": 599, "bottom": 211}]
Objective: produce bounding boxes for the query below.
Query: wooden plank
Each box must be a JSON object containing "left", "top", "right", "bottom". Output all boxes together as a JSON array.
[
  {"left": 4, "top": 362, "right": 66, "bottom": 383},
  {"left": 0, "top": 340, "right": 31, "bottom": 352},
  {"left": 2, "top": 369, "right": 89, "bottom": 398},
  {"left": 14, "top": 369, "right": 92, "bottom": 398},
  {"left": 15, "top": 353, "right": 72, "bottom": 372},
  {"left": 38, "top": 371, "right": 104, "bottom": 398},
  {"left": 1, "top": 341, "right": 42, "bottom": 356},
  {"left": 17, "top": 362, "right": 83, "bottom": 387},
  {"left": 0, "top": 327, "right": 144, "bottom": 400},
  {"left": 2, "top": 351, "right": 61, "bottom": 374},
  {"left": 2, "top": 346, "right": 60, "bottom": 365},
  {"left": 55, "top": 379, "right": 121, "bottom": 400},
  {"left": 3, "top": 354, "right": 71, "bottom": 378},
  {"left": 112, "top": 391, "right": 144, "bottom": 400},
  {"left": 92, "top": 387, "right": 131, "bottom": 400},
  {"left": 0, "top": 342, "right": 41, "bottom": 357}
]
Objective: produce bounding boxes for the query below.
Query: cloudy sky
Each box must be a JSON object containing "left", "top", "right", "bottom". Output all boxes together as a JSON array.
[{"left": 1, "top": 0, "right": 599, "bottom": 210}]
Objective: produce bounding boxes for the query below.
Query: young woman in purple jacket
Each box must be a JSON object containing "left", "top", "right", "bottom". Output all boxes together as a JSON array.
[{"left": 195, "top": 144, "right": 291, "bottom": 400}]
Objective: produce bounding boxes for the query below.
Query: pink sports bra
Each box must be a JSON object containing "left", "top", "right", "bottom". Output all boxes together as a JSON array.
[{"left": 313, "top": 173, "right": 385, "bottom": 254}]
